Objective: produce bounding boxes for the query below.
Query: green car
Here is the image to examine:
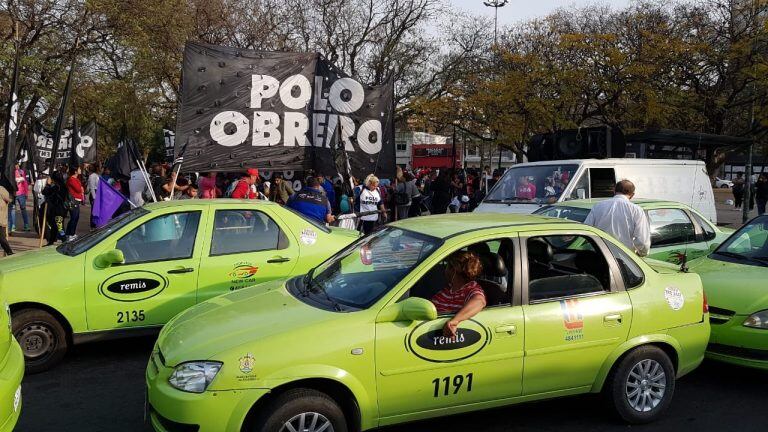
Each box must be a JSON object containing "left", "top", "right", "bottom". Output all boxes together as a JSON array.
[
  {"left": 534, "top": 199, "right": 732, "bottom": 264},
  {"left": 688, "top": 215, "right": 768, "bottom": 370},
  {"left": 146, "top": 213, "right": 709, "bottom": 432},
  {"left": 0, "top": 300, "right": 23, "bottom": 431},
  {"left": 1, "top": 199, "right": 358, "bottom": 373}
]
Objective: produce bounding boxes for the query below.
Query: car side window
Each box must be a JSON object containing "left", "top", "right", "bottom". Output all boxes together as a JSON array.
[
  {"left": 604, "top": 241, "right": 644, "bottom": 289},
  {"left": 526, "top": 235, "right": 610, "bottom": 302},
  {"left": 407, "top": 238, "right": 515, "bottom": 309},
  {"left": 116, "top": 212, "right": 201, "bottom": 264},
  {"left": 210, "top": 210, "right": 288, "bottom": 256},
  {"left": 690, "top": 212, "right": 716, "bottom": 241},
  {"left": 647, "top": 208, "right": 696, "bottom": 246}
]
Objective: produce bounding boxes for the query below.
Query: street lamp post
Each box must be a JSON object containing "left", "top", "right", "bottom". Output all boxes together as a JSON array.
[
  {"left": 483, "top": 0, "right": 508, "bottom": 46},
  {"left": 484, "top": 0, "right": 508, "bottom": 170}
]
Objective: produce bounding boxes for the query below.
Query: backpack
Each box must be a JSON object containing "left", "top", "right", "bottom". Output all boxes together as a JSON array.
[{"left": 224, "top": 180, "right": 240, "bottom": 198}]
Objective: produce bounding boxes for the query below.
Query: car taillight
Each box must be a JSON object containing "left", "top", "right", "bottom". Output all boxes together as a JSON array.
[{"left": 703, "top": 292, "right": 709, "bottom": 314}]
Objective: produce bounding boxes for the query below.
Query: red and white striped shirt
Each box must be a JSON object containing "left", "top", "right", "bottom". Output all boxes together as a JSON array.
[{"left": 431, "top": 281, "right": 485, "bottom": 314}]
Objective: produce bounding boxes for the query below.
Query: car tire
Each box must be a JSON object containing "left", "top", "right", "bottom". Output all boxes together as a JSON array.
[
  {"left": 12, "top": 309, "right": 68, "bottom": 374},
  {"left": 604, "top": 345, "right": 675, "bottom": 424},
  {"left": 252, "top": 388, "right": 348, "bottom": 432},
  {"left": 720, "top": 184, "right": 730, "bottom": 189}
]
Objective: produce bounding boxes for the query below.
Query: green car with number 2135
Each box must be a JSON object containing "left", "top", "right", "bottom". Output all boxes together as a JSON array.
[
  {"left": 0, "top": 199, "right": 358, "bottom": 373},
  {"left": 146, "top": 213, "right": 709, "bottom": 432}
]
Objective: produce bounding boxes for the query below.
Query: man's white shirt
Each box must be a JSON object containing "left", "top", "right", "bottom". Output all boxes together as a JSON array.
[{"left": 583, "top": 194, "right": 651, "bottom": 256}]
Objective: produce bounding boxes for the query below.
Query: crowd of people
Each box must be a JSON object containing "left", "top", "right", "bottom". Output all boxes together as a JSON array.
[{"left": 0, "top": 160, "right": 506, "bottom": 256}]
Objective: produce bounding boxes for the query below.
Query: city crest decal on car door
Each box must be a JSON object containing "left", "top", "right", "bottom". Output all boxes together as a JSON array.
[
  {"left": 405, "top": 318, "right": 490, "bottom": 363},
  {"left": 99, "top": 271, "right": 169, "bottom": 302}
]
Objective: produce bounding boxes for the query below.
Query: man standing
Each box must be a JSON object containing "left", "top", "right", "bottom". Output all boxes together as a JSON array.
[
  {"left": 732, "top": 172, "right": 745, "bottom": 209},
  {"left": 287, "top": 176, "right": 334, "bottom": 224},
  {"left": 231, "top": 168, "right": 260, "bottom": 199},
  {"left": 584, "top": 180, "right": 651, "bottom": 257},
  {"left": 0, "top": 184, "right": 14, "bottom": 255}
]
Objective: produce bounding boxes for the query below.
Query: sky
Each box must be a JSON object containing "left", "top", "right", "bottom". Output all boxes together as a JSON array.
[{"left": 449, "top": 0, "right": 634, "bottom": 25}]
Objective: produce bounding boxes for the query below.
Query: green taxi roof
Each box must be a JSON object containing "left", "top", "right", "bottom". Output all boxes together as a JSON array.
[
  {"left": 390, "top": 213, "right": 574, "bottom": 239},
  {"left": 545, "top": 199, "right": 690, "bottom": 210},
  {"left": 140, "top": 199, "right": 279, "bottom": 210}
]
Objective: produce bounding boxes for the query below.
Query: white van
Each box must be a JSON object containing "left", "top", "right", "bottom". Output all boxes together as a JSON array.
[{"left": 474, "top": 158, "right": 717, "bottom": 223}]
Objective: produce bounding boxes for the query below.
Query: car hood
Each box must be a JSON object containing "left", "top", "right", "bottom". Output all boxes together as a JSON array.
[
  {"left": 0, "top": 247, "right": 68, "bottom": 273},
  {"left": 327, "top": 226, "right": 361, "bottom": 239},
  {"left": 688, "top": 256, "right": 768, "bottom": 314},
  {"left": 157, "top": 279, "right": 339, "bottom": 366}
]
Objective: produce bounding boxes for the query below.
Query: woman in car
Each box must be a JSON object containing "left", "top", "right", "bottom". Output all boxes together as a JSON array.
[{"left": 431, "top": 251, "right": 487, "bottom": 338}]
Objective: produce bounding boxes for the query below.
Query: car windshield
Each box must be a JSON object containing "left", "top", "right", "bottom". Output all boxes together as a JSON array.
[
  {"left": 533, "top": 205, "right": 591, "bottom": 222},
  {"left": 484, "top": 164, "right": 579, "bottom": 204},
  {"left": 713, "top": 215, "right": 768, "bottom": 266},
  {"left": 283, "top": 205, "right": 330, "bottom": 233},
  {"left": 303, "top": 227, "right": 441, "bottom": 310},
  {"left": 57, "top": 207, "right": 150, "bottom": 256}
]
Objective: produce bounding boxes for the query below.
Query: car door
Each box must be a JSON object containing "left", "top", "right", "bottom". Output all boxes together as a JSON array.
[
  {"left": 646, "top": 208, "right": 701, "bottom": 264},
  {"left": 521, "top": 230, "right": 632, "bottom": 395},
  {"left": 84, "top": 209, "right": 207, "bottom": 330},
  {"left": 375, "top": 235, "right": 524, "bottom": 419},
  {"left": 196, "top": 206, "right": 298, "bottom": 303}
]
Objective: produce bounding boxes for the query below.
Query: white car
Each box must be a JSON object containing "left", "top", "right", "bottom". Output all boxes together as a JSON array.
[{"left": 714, "top": 177, "right": 733, "bottom": 188}]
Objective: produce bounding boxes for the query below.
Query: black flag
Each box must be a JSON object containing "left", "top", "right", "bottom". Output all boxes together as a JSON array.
[
  {"left": 175, "top": 42, "right": 395, "bottom": 180},
  {"left": 50, "top": 53, "right": 77, "bottom": 171},
  {"left": 105, "top": 127, "right": 139, "bottom": 179},
  {"left": 1, "top": 36, "right": 21, "bottom": 195},
  {"left": 68, "top": 111, "right": 81, "bottom": 168}
]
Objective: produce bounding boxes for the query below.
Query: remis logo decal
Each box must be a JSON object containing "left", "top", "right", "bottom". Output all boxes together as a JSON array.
[
  {"left": 99, "top": 271, "right": 168, "bottom": 302},
  {"left": 406, "top": 319, "right": 489, "bottom": 363}
]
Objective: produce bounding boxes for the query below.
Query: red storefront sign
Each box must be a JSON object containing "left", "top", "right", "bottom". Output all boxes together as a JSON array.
[{"left": 412, "top": 144, "right": 461, "bottom": 168}]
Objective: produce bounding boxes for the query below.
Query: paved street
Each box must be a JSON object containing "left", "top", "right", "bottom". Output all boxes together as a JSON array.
[
  {"left": 15, "top": 335, "right": 768, "bottom": 432},
  {"left": 9, "top": 188, "right": 767, "bottom": 432}
]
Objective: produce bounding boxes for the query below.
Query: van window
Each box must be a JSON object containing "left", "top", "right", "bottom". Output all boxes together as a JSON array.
[
  {"left": 567, "top": 171, "right": 590, "bottom": 200},
  {"left": 589, "top": 168, "right": 616, "bottom": 198},
  {"left": 484, "top": 164, "right": 579, "bottom": 204}
]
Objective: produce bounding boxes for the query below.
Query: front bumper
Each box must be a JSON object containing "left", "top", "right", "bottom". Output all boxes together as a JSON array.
[
  {"left": 0, "top": 340, "right": 24, "bottom": 432},
  {"left": 706, "top": 313, "right": 768, "bottom": 370},
  {"left": 146, "top": 351, "right": 270, "bottom": 432}
]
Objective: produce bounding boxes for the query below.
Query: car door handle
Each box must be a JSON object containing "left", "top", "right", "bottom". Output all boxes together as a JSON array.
[
  {"left": 604, "top": 314, "right": 623, "bottom": 324},
  {"left": 495, "top": 325, "right": 517, "bottom": 335},
  {"left": 167, "top": 267, "right": 194, "bottom": 274},
  {"left": 267, "top": 256, "right": 291, "bottom": 264}
]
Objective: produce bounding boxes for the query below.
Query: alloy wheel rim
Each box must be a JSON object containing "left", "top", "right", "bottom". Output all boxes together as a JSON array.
[
  {"left": 16, "top": 322, "right": 56, "bottom": 360},
  {"left": 279, "top": 412, "right": 333, "bottom": 432},
  {"left": 625, "top": 359, "right": 666, "bottom": 412}
]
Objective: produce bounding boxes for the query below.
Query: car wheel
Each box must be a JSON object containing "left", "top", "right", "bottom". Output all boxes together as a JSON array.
[
  {"left": 12, "top": 309, "right": 68, "bottom": 374},
  {"left": 720, "top": 184, "right": 730, "bottom": 189},
  {"left": 605, "top": 345, "right": 675, "bottom": 424},
  {"left": 253, "top": 388, "right": 348, "bottom": 432}
]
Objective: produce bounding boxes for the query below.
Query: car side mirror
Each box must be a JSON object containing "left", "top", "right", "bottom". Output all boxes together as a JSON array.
[
  {"left": 377, "top": 297, "right": 437, "bottom": 323},
  {"left": 94, "top": 249, "right": 125, "bottom": 269}
]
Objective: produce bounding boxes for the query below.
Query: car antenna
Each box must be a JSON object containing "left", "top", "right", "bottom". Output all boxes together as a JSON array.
[{"left": 680, "top": 144, "right": 702, "bottom": 273}]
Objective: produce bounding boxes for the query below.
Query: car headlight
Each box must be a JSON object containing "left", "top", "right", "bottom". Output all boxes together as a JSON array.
[
  {"left": 168, "top": 361, "right": 222, "bottom": 393},
  {"left": 743, "top": 310, "right": 768, "bottom": 329}
]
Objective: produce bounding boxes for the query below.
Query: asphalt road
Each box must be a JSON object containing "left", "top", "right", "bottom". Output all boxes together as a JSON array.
[{"left": 15, "top": 335, "right": 768, "bottom": 432}]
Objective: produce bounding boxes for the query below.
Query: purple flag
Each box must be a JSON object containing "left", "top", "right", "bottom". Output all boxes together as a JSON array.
[{"left": 93, "top": 177, "right": 128, "bottom": 227}]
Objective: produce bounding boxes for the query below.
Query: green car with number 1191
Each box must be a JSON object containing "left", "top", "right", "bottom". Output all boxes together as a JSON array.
[
  {"left": 146, "top": 213, "right": 709, "bottom": 432},
  {"left": 0, "top": 199, "right": 358, "bottom": 373}
]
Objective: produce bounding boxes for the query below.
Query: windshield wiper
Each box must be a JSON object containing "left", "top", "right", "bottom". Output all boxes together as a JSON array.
[
  {"left": 301, "top": 267, "right": 315, "bottom": 297},
  {"left": 303, "top": 269, "right": 343, "bottom": 311},
  {"left": 715, "top": 251, "right": 768, "bottom": 266}
]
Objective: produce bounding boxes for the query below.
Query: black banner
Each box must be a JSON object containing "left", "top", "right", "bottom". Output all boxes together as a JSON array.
[
  {"left": 176, "top": 42, "right": 395, "bottom": 180},
  {"left": 163, "top": 129, "right": 175, "bottom": 162},
  {"left": 29, "top": 121, "right": 97, "bottom": 168}
]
